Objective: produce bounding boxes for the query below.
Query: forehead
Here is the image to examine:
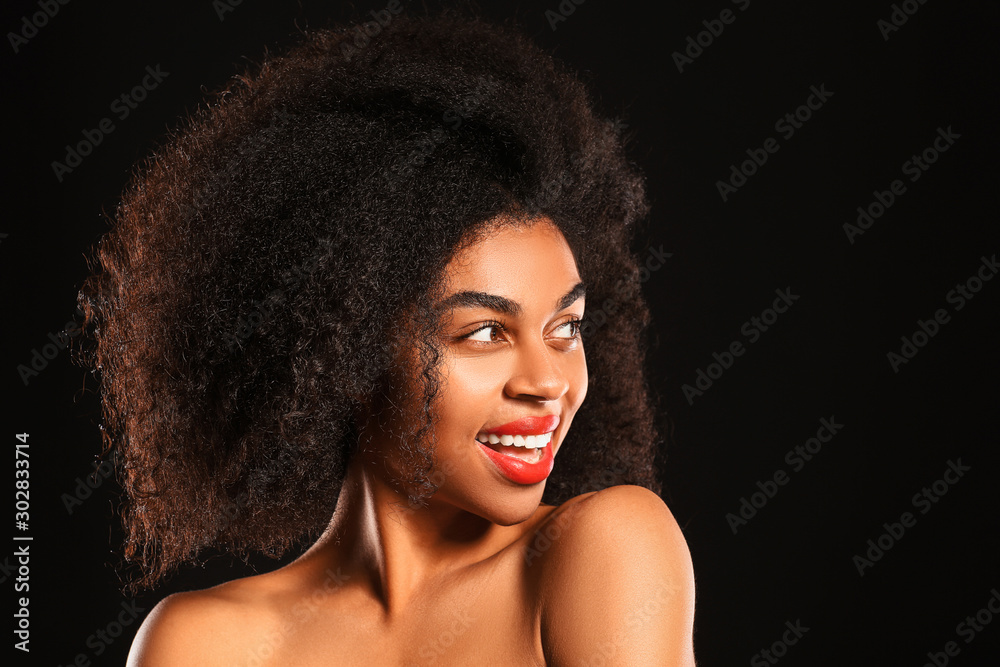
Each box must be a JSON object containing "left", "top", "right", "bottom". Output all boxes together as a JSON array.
[{"left": 442, "top": 219, "right": 581, "bottom": 295}]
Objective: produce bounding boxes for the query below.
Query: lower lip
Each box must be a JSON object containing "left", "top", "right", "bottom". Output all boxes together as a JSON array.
[{"left": 477, "top": 437, "right": 555, "bottom": 485}]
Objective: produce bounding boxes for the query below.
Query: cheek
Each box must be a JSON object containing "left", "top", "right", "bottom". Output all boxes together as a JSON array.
[
  {"left": 569, "top": 356, "right": 588, "bottom": 410},
  {"left": 447, "top": 356, "right": 508, "bottom": 398},
  {"left": 437, "top": 357, "right": 505, "bottom": 431}
]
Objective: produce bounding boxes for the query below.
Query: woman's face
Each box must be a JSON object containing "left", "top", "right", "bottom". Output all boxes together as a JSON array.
[{"left": 369, "top": 217, "right": 588, "bottom": 525}]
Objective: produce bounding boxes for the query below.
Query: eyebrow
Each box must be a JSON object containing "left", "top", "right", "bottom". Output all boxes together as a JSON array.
[{"left": 437, "top": 281, "right": 586, "bottom": 317}]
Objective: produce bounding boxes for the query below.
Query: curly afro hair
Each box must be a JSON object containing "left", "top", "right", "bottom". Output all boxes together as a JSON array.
[{"left": 77, "top": 9, "right": 662, "bottom": 591}]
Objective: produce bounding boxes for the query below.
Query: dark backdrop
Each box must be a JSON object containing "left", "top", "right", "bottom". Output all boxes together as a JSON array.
[{"left": 4, "top": 0, "right": 998, "bottom": 665}]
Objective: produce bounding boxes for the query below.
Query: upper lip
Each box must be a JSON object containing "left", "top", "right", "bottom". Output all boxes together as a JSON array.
[{"left": 482, "top": 415, "right": 560, "bottom": 436}]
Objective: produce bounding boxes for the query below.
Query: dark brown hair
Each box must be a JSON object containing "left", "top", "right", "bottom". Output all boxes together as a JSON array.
[{"left": 77, "top": 10, "right": 662, "bottom": 591}]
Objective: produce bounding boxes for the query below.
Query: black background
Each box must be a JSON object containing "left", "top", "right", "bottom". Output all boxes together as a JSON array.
[{"left": 3, "top": 0, "right": 998, "bottom": 665}]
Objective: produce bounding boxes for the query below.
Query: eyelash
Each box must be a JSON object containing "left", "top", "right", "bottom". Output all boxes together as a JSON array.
[{"left": 461, "top": 318, "right": 583, "bottom": 344}]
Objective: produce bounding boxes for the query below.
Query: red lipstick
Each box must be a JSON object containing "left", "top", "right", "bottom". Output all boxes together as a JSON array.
[
  {"left": 478, "top": 437, "right": 555, "bottom": 485},
  {"left": 477, "top": 414, "right": 559, "bottom": 485},
  {"left": 483, "top": 415, "right": 560, "bottom": 436}
]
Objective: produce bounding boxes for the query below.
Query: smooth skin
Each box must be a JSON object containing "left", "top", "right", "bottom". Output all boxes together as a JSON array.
[{"left": 126, "top": 218, "right": 696, "bottom": 666}]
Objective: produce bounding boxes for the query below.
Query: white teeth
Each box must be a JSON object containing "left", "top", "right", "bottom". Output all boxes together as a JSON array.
[{"left": 476, "top": 431, "right": 553, "bottom": 448}]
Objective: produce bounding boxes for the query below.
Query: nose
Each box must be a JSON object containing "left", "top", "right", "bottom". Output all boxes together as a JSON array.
[{"left": 503, "top": 333, "right": 571, "bottom": 401}]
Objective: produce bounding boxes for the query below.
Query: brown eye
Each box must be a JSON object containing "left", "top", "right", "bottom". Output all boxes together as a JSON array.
[
  {"left": 467, "top": 324, "right": 501, "bottom": 342},
  {"left": 552, "top": 319, "right": 582, "bottom": 339},
  {"left": 461, "top": 319, "right": 507, "bottom": 344}
]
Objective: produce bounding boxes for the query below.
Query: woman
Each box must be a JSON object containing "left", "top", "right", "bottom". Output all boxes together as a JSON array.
[{"left": 79, "top": 10, "right": 696, "bottom": 665}]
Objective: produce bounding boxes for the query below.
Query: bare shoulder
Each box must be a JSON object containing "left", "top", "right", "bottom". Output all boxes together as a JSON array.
[
  {"left": 537, "top": 485, "right": 696, "bottom": 666},
  {"left": 125, "top": 575, "right": 283, "bottom": 667}
]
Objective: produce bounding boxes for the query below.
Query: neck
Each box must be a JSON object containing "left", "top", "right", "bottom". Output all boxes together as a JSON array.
[{"left": 301, "top": 450, "right": 524, "bottom": 618}]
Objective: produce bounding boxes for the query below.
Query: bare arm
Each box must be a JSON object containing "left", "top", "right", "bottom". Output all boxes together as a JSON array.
[
  {"left": 539, "top": 485, "right": 697, "bottom": 666},
  {"left": 126, "top": 592, "right": 242, "bottom": 667}
]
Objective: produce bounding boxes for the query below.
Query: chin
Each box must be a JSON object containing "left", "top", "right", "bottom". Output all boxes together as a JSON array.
[{"left": 461, "top": 485, "right": 547, "bottom": 526}]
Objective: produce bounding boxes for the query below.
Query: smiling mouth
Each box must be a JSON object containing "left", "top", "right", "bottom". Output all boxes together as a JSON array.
[{"left": 475, "top": 431, "right": 553, "bottom": 463}]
